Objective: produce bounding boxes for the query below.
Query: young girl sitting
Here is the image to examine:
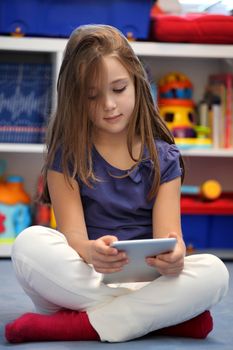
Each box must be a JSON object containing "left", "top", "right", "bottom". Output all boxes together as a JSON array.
[{"left": 5, "top": 24, "right": 229, "bottom": 343}]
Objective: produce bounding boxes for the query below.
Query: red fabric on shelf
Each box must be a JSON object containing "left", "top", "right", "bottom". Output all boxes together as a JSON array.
[
  {"left": 151, "top": 14, "right": 233, "bottom": 44},
  {"left": 181, "top": 194, "right": 233, "bottom": 215}
]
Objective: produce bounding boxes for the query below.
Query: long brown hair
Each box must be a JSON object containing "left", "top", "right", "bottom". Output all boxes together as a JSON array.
[{"left": 42, "top": 24, "right": 184, "bottom": 202}]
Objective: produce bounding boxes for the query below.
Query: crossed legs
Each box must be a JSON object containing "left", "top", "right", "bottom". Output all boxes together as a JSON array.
[{"left": 5, "top": 226, "right": 229, "bottom": 343}]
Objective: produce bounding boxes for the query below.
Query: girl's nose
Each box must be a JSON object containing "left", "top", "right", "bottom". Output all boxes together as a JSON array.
[{"left": 103, "top": 94, "right": 116, "bottom": 111}]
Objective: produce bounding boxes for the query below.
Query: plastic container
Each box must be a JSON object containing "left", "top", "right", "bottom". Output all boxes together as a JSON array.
[
  {"left": 0, "top": 0, "right": 153, "bottom": 39},
  {"left": 181, "top": 194, "right": 233, "bottom": 248},
  {"left": 181, "top": 214, "right": 210, "bottom": 249},
  {"left": 0, "top": 175, "right": 30, "bottom": 205}
]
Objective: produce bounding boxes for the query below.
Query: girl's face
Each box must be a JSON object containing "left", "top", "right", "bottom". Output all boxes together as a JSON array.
[{"left": 87, "top": 55, "right": 135, "bottom": 138}]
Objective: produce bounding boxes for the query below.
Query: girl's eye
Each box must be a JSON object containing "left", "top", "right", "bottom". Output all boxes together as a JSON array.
[{"left": 113, "top": 86, "right": 126, "bottom": 93}]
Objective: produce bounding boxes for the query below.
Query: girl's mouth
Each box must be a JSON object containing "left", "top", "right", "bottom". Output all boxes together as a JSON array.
[{"left": 104, "top": 114, "right": 122, "bottom": 122}]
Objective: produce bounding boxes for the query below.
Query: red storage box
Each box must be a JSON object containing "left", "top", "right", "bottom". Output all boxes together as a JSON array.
[{"left": 181, "top": 194, "right": 233, "bottom": 249}]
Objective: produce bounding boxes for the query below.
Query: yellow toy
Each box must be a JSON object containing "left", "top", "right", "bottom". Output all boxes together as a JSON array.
[
  {"left": 159, "top": 104, "right": 196, "bottom": 138},
  {"left": 201, "top": 180, "right": 222, "bottom": 201},
  {"left": 50, "top": 207, "right": 57, "bottom": 229},
  {"left": 158, "top": 72, "right": 212, "bottom": 149},
  {"left": 181, "top": 180, "right": 222, "bottom": 201}
]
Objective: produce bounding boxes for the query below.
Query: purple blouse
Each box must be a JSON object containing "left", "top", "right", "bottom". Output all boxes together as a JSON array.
[{"left": 51, "top": 140, "right": 182, "bottom": 241}]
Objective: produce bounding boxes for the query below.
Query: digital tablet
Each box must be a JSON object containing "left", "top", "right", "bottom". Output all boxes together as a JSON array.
[{"left": 102, "top": 237, "right": 177, "bottom": 284}]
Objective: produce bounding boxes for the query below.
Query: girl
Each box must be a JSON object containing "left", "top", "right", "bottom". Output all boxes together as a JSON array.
[{"left": 6, "top": 24, "right": 228, "bottom": 343}]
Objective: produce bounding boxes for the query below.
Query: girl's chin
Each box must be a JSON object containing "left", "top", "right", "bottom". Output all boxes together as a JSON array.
[{"left": 95, "top": 127, "right": 128, "bottom": 138}]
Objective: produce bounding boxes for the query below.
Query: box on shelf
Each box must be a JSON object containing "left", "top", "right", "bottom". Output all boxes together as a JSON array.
[
  {"left": 181, "top": 195, "right": 233, "bottom": 249},
  {"left": 0, "top": 0, "right": 153, "bottom": 40},
  {"left": 0, "top": 62, "right": 52, "bottom": 143}
]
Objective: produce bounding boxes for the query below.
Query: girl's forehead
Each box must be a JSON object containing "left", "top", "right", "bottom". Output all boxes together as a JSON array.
[
  {"left": 102, "top": 55, "right": 128, "bottom": 74},
  {"left": 89, "top": 55, "right": 130, "bottom": 87},
  {"left": 84, "top": 53, "right": 133, "bottom": 92}
]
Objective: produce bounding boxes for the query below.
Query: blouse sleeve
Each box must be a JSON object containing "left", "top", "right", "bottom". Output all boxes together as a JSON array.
[
  {"left": 50, "top": 147, "right": 76, "bottom": 180},
  {"left": 50, "top": 147, "right": 63, "bottom": 173},
  {"left": 156, "top": 140, "right": 183, "bottom": 184}
]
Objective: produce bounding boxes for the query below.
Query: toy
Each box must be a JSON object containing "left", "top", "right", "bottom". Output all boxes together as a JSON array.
[
  {"left": 35, "top": 205, "right": 51, "bottom": 227},
  {"left": 159, "top": 72, "right": 196, "bottom": 139},
  {"left": 158, "top": 72, "right": 193, "bottom": 105},
  {"left": 158, "top": 72, "right": 212, "bottom": 149},
  {"left": 181, "top": 180, "right": 222, "bottom": 201},
  {"left": 50, "top": 207, "right": 56, "bottom": 229},
  {"left": 159, "top": 104, "right": 196, "bottom": 138},
  {"left": 34, "top": 176, "right": 51, "bottom": 226},
  {"left": 0, "top": 175, "right": 31, "bottom": 244}
]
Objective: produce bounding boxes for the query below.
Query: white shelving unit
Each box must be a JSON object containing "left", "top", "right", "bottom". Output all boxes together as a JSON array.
[
  {"left": 0, "top": 36, "right": 232, "bottom": 186},
  {"left": 0, "top": 36, "right": 233, "bottom": 256}
]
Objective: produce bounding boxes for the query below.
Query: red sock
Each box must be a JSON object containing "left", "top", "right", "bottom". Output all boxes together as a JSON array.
[
  {"left": 5, "top": 310, "right": 100, "bottom": 343},
  {"left": 154, "top": 311, "right": 213, "bottom": 339},
  {"left": 5, "top": 309, "right": 213, "bottom": 343}
]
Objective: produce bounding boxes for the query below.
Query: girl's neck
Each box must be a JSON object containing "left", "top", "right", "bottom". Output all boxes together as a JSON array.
[
  {"left": 93, "top": 132, "right": 142, "bottom": 171},
  {"left": 93, "top": 129, "right": 128, "bottom": 149}
]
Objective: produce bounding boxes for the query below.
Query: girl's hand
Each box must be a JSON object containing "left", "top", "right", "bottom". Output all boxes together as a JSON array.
[
  {"left": 146, "top": 233, "right": 186, "bottom": 276},
  {"left": 88, "top": 235, "right": 129, "bottom": 274}
]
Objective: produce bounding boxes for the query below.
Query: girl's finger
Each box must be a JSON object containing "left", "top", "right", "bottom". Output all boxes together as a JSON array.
[
  {"left": 94, "top": 251, "right": 127, "bottom": 263},
  {"left": 94, "top": 266, "right": 123, "bottom": 274},
  {"left": 95, "top": 237, "right": 118, "bottom": 256},
  {"left": 93, "top": 259, "right": 128, "bottom": 270}
]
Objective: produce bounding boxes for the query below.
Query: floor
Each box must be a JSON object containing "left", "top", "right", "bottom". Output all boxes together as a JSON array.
[{"left": 0, "top": 258, "right": 232, "bottom": 350}]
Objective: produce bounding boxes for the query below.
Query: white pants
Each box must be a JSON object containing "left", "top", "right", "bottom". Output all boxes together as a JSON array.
[{"left": 11, "top": 226, "right": 229, "bottom": 342}]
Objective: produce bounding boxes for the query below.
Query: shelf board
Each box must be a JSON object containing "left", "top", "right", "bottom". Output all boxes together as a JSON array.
[
  {"left": 131, "top": 42, "right": 233, "bottom": 59},
  {"left": 181, "top": 148, "right": 233, "bottom": 157},
  {"left": 0, "top": 243, "right": 12, "bottom": 257},
  {"left": 0, "top": 36, "right": 67, "bottom": 52},
  {"left": 0, "top": 143, "right": 45, "bottom": 153},
  {"left": 0, "top": 36, "right": 233, "bottom": 59},
  {"left": 0, "top": 143, "right": 233, "bottom": 157}
]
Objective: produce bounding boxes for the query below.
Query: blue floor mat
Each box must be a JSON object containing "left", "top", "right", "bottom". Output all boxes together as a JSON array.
[{"left": 0, "top": 259, "right": 232, "bottom": 350}]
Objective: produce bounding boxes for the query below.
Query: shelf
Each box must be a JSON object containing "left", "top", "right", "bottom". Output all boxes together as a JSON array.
[
  {"left": 1, "top": 36, "right": 233, "bottom": 258},
  {"left": 0, "top": 243, "right": 12, "bottom": 257},
  {"left": 132, "top": 42, "right": 233, "bottom": 59},
  {"left": 181, "top": 148, "right": 233, "bottom": 157},
  {"left": 0, "top": 143, "right": 45, "bottom": 153},
  {"left": 0, "top": 36, "right": 67, "bottom": 53},
  {"left": 0, "top": 36, "right": 233, "bottom": 60},
  {"left": 0, "top": 143, "right": 233, "bottom": 157}
]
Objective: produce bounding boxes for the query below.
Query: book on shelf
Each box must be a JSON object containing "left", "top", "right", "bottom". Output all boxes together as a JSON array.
[
  {"left": 199, "top": 85, "right": 223, "bottom": 149},
  {"left": 208, "top": 73, "right": 233, "bottom": 149},
  {"left": 211, "top": 100, "right": 221, "bottom": 149},
  {"left": 0, "top": 62, "right": 52, "bottom": 144}
]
